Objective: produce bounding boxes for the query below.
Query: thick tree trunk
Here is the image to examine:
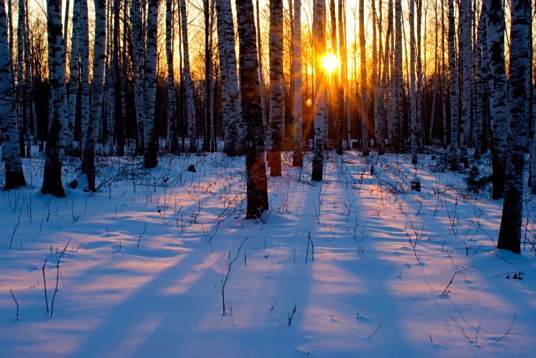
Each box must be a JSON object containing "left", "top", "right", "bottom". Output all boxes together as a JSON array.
[
  {"left": 488, "top": 0, "right": 508, "bottom": 198},
  {"left": 498, "top": 0, "right": 531, "bottom": 254},
  {"left": 268, "top": 0, "right": 283, "bottom": 176},
  {"left": 42, "top": 0, "right": 66, "bottom": 197},
  {"left": 236, "top": 0, "right": 269, "bottom": 218},
  {"left": 0, "top": 0, "right": 25, "bottom": 189},
  {"left": 216, "top": 0, "right": 243, "bottom": 155}
]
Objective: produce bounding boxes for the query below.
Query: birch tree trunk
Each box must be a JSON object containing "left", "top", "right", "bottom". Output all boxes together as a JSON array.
[
  {"left": 312, "top": 0, "right": 327, "bottom": 181},
  {"left": 488, "top": 0, "right": 508, "bottom": 198},
  {"left": 358, "top": 0, "right": 368, "bottom": 156},
  {"left": 144, "top": 0, "right": 158, "bottom": 168},
  {"left": 66, "top": 0, "right": 81, "bottom": 156},
  {"left": 291, "top": 0, "right": 303, "bottom": 166},
  {"left": 474, "top": 0, "right": 489, "bottom": 159},
  {"left": 235, "top": 0, "right": 269, "bottom": 218},
  {"left": 393, "top": 0, "right": 403, "bottom": 151},
  {"left": 42, "top": 0, "right": 67, "bottom": 197},
  {"left": 0, "top": 0, "right": 25, "bottom": 189},
  {"left": 179, "top": 0, "right": 197, "bottom": 152},
  {"left": 131, "top": 0, "right": 145, "bottom": 153},
  {"left": 268, "top": 0, "right": 283, "bottom": 176},
  {"left": 409, "top": 0, "right": 418, "bottom": 163},
  {"left": 447, "top": 0, "right": 459, "bottom": 170},
  {"left": 166, "top": 0, "right": 178, "bottom": 153},
  {"left": 79, "top": 0, "right": 90, "bottom": 160},
  {"left": 459, "top": 0, "right": 472, "bottom": 165},
  {"left": 497, "top": 0, "right": 531, "bottom": 253},
  {"left": 79, "top": 0, "right": 106, "bottom": 191},
  {"left": 255, "top": 0, "right": 267, "bottom": 131},
  {"left": 216, "top": 0, "right": 243, "bottom": 156}
]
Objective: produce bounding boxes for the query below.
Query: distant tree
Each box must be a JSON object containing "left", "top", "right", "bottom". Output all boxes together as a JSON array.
[
  {"left": 166, "top": 0, "right": 178, "bottom": 153},
  {"left": 447, "top": 0, "right": 458, "bottom": 170},
  {"left": 179, "top": 0, "right": 197, "bottom": 153}
]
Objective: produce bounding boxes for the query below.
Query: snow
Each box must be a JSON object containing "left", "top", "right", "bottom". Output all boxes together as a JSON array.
[{"left": 1, "top": 151, "right": 536, "bottom": 357}]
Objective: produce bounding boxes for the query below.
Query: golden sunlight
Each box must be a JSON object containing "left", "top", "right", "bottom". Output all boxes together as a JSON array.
[{"left": 321, "top": 53, "right": 339, "bottom": 76}]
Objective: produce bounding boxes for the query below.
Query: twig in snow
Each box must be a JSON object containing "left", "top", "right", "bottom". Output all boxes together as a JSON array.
[
  {"left": 495, "top": 314, "right": 517, "bottom": 342},
  {"left": 9, "top": 289, "right": 19, "bottom": 321},
  {"left": 221, "top": 238, "right": 248, "bottom": 316},
  {"left": 288, "top": 305, "right": 297, "bottom": 326},
  {"left": 368, "top": 324, "right": 383, "bottom": 339}
]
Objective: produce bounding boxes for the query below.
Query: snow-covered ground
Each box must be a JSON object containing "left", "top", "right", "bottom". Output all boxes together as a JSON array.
[{"left": 1, "top": 152, "right": 535, "bottom": 357}]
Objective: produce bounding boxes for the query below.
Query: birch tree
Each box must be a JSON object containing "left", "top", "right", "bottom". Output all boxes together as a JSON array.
[
  {"left": 459, "top": 0, "right": 472, "bottom": 164},
  {"left": 312, "top": 0, "right": 327, "bottom": 181},
  {"left": 474, "top": 0, "right": 489, "bottom": 159},
  {"left": 42, "top": 0, "right": 66, "bottom": 197},
  {"left": 291, "top": 0, "right": 303, "bottom": 166},
  {"left": 447, "top": 0, "right": 458, "bottom": 170},
  {"left": 179, "top": 0, "right": 197, "bottom": 152},
  {"left": 66, "top": 0, "right": 80, "bottom": 156},
  {"left": 78, "top": 0, "right": 106, "bottom": 191},
  {"left": 393, "top": 0, "right": 403, "bottom": 150},
  {"left": 131, "top": 0, "right": 145, "bottom": 152},
  {"left": 166, "top": 0, "right": 178, "bottom": 153},
  {"left": 144, "top": 0, "right": 159, "bottom": 168},
  {"left": 0, "top": 0, "right": 25, "bottom": 189},
  {"left": 236, "top": 0, "right": 269, "bottom": 218},
  {"left": 359, "top": 0, "right": 368, "bottom": 156},
  {"left": 216, "top": 0, "right": 243, "bottom": 156},
  {"left": 409, "top": 0, "right": 418, "bottom": 163},
  {"left": 268, "top": 0, "right": 283, "bottom": 176},
  {"left": 497, "top": 0, "right": 531, "bottom": 253},
  {"left": 79, "top": 0, "right": 90, "bottom": 159},
  {"left": 488, "top": 0, "right": 508, "bottom": 198}
]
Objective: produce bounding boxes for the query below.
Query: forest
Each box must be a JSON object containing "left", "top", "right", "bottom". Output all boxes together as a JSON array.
[{"left": 0, "top": 0, "right": 535, "bottom": 356}]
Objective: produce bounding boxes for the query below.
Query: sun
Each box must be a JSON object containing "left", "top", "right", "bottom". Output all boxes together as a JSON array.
[{"left": 321, "top": 53, "right": 339, "bottom": 76}]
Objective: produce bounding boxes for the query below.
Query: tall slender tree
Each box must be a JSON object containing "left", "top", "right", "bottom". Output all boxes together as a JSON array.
[
  {"left": 488, "top": 0, "right": 508, "bottom": 198},
  {"left": 42, "top": 0, "right": 67, "bottom": 197},
  {"left": 144, "top": 0, "right": 159, "bottom": 168},
  {"left": 131, "top": 0, "right": 145, "bottom": 153},
  {"left": 78, "top": 0, "right": 106, "bottom": 191},
  {"left": 216, "top": 0, "right": 243, "bottom": 155},
  {"left": 166, "top": 0, "right": 178, "bottom": 153},
  {"left": 66, "top": 0, "right": 81, "bottom": 156},
  {"left": 312, "top": 0, "right": 327, "bottom": 181},
  {"left": 291, "top": 0, "right": 303, "bottom": 166},
  {"left": 268, "top": 0, "right": 284, "bottom": 176},
  {"left": 236, "top": 0, "right": 269, "bottom": 218},
  {"left": 447, "top": 0, "right": 458, "bottom": 170},
  {"left": 0, "top": 0, "right": 25, "bottom": 189},
  {"left": 497, "top": 0, "right": 531, "bottom": 253},
  {"left": 179, "top": 0, "right": 197, "bottom": 152},
  {"left": 359, "top": 0, "right": 368, "bottom": 156},
  {"left": 459, "top": 0, "right": 472, "bottom": 164}
]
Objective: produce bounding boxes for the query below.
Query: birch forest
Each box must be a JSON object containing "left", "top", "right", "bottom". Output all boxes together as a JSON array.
[{"left": 1, "top": 0, "right": 536, "bottom": 355}]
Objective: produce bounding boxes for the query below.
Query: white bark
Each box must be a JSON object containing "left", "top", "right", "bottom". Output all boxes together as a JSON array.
[
  {"left": 291, "top": 0, "right": 303, "bottom": 165},
  {"left": 0, "top": 0, "right": 25, "bottom": 188},
  {"left": 216, "top": 0, "right": 242, "bottom": 155}
]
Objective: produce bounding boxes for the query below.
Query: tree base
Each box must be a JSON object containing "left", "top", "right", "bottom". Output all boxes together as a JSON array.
[{"left": 4, "top": 170, "right": 26, "bottom": 190}]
